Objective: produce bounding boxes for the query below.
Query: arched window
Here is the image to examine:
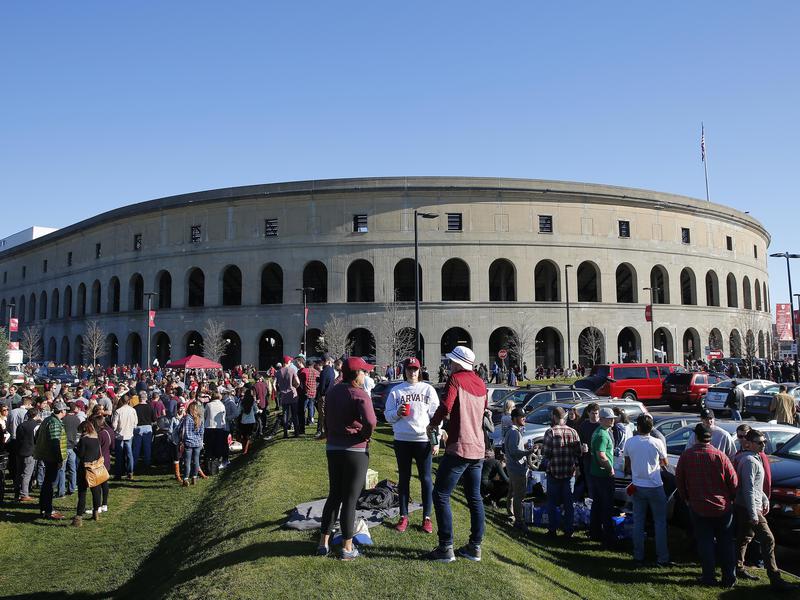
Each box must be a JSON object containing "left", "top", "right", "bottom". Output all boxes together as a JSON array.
[
  {"left": 726, "top": 273, "right": 738, "bottom": 308},
  {"left": 578, "top": 327, "right": 605, "bottom": 366},
  {"left": 709, "top": 328, "right": 723, "bottom": 352},
  {"left": 73, "top": 336, "right": 84, "bottom": 365},
  {"left": 680, "top": 268, "right": 696, "bottom": 305},
  {"left": 617, "top": 327, "right": 641, "bottom": 363},
  {"left": 258, "top": 330, "right": 283, "bottom": 370},
  {"left": 51, "top": 289, "right": 59, "bottom": 319},
  {"left": 153, "top": 331, "right": 171, "bottom": 366},
  {"left": 442, "top": 327, "right": 473, "bottom": 358},
  {"left": 393, "top": 258, "right": 422, "bottom": 302},
  {"left": 616, "top": 264, "right": 637, "bottom": 303},
  {"left": 108, "top": 277, "right": 120, "bottom": 313},
  {"left": 91, "top": 280, "right": 101, "bottom": 314},
  {"left": 185, "top": 330, "right": 204, "bottom": 356},
  {"left": 157, "top": 271, "right": 172, "bottom": 309},
  {"left": 261, "top": 263, "right": 283, "bottom": 304},
  {"left": 683, "top": 328, "right": 701, "bottom": 361},
  {"left": 535, "top": 327, "right": 563, "bottom": 368},
  {"left": 535, "top": 260, "right": 560, "bottom": 301},
  {"left": 126, "top": 332, "right": 142, "bottom": 365},
  {"left": 64, "top": 286, "right": 73, "bottom": 319},
  {"left": 39, "top": 291, "right": 48, "bottom": 320},
  {"left": 106, "top": 334, "right": 119, "bottom": 365},
  {"left": 303, "top": 261, "right": 327, "bottom": 303},
  {"left": 758, "top": 331, "right": 765, "bottom": 358},
  {"left": 577, "top": 261, "right": 600, "bottom": 302},
  {"left": 763, "top": 282, "right": 768, "bottom": 312},
  {"left": 488, "top": 327, "right": 515, "bottom": 368},
  {"left": 60, "top": 336, "right": 70, "bottom": 363},
  {"left": 77, "top": 283, "right": 87, "bottom": 316},
  {"left": 649, "top": 266, "right": 669, "bottom": 304},
  {"left": 221, "top": 266, "right": 242, "bottom": 306},
  {"left": 653, "top": 327, "right": 674, "bottom": 363},
  {"left": 29, "top": 293, "right": 36, "bottom": 322},
  {"left": 47, "top": 337, "right": 57, "bottom": 361},
  {"left": 347, "top": 260, "right": 374, "bottom": 303},
  {"left": 729, "top": 329, "right": 743, "bottom": 358},
  {"left": 441, "top": 258, "right": 470, "bottom": 301},
  {"left": 187, "top": 268, "right": 205, "bottom": 307},
  {"left": 304, "top": 328, "right": 324, "bottom": 357},
  {"left": 705, "top": 271, "right": 720, "bottom": 307},
  {"left": 347, "top": 328, "right": 375, "bottom": 359},
  {"left": 129, "top": 274, "right": 144, "bottom": 311},
  {"left": 742, "top": 276, "right": 752, "bottom": 310},
  {"left": 754, "top": 279, "right": 762, "bottom": 311},
  {"left": 220, "top": 330, "right": 242, "bottom": 370},
  {"left": 489, "top": 259, "right": 516, "bottom": 301}
]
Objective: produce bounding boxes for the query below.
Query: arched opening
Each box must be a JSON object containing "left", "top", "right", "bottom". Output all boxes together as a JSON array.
[
  {"left": 347, "top": 328, "right": 375, "bottom": 360},
  {"left": 77, "top": 283, "right": 86, "bottom": 317},
  {"left": 63, "top": 286, "right": 72, "bottom": 319},
  {"left": 157, "top": 271, "right": 172, "bottom": 309},
  {"left": 617, "top": 327, "right": 641, "bottom": 363},
  {"left": 577, "top": 261, "right": 600, "bottom": 302},
  {"left": 73, "top": 336, "right": 84, "bottom": 365},
  {"left": 745, "top": 330, "right": 756, "bottom": 359},
  {"left": 680, "top": 268, "right": 697, "bottom": 305},
  {"left": 108, "top": 277, "right": 120, "bottom": 313},
  {"left": 221, "top": 265, "right": 242, "bottom": 306},
  {"left": 29, "top": 294, "right": 36, "bottom": 322},
  {"left": 394, "top": 258, "right": 422, "bottom": 302},
  {"left": 60, "top": 336, "right": 70, "bottom": 364},
  {"left": 488, "top": 327, "right": 515, "bottom": 370},
  {"left": 261, "top": 263, "right": 283, "bottom": 304},
  {"left": 683, "top": 328, "right": 701, "bottom": 362},
  {"left": 763, "top": 283, "right": 768, "bottom": 312},
  {"left": 534, "top": 260, "right": 560, "bottom": 302},
  {"left": 304, "top": 327, "right": 324, "bottom": 357},
  {"left": 578, "top": 327, "right": 605, "bottom": 367},
  {"left": 185, "top": 331, "right": 204, "bottom": 356},
  {"left": 709, "top": 328, "right": 723, "bottom": 353},
  {"left": 129, "top": 273, "right": 144, "bottom": 311},
  {"left": 396, "top": 327, "right": 424, "bottom": 364},
  {"left": 653, "top": 327, "right": 674, "bottom": 363},
  {"left": 91, "top": 280, "right": 101, "bottom": 314},
  {"left": 347, "top": 260, "right": 374, "bottom": 303},
  {"left": 729, "top": 329, "right": 743, "bottom": 358},
  {"left": 39, "top": 291, "right": 48, "bottom": 320},
  {"left": 220, "top": 330, "right": 242, "bottom": 370},
  {"left": 0, "top": 300, "right": 5, "bottom": 321},
  {"left": 441, "top": 327, "right": 473, "bottom": 361},
  {"left": 758, "top": 331, "right": 765, "bottom": 358},
  {"left": 259, "top": 330, "right": 283, "bottom": 370},
  {"left": 47, "top": 337, "right": 57, "bottom": 362},
  {"left": 615, "top": 264, "right": 637, "bottom": 303},
  {"left": 153, "top": 332, "right": 171, "bottom": 366},
  {"left": 303, "top": 261, "right": 327, "bottom": 303},
  {"left": 726, "top": 273, "right": 738, "bottom": 308},
  {"left": 754, "top": 279, "right": 762, "bottom": 311},
  {"left": 17, "top": 298, "right": 25, "bottom": 324},
  {"left": 126, "top": 332, "right": 142, "bottom": 365},
  {"left": 441, "top": 258, "right": 470, "bottom": 301},
  {"left": 187, "top": 268, "right": 205, "bottom": 307},
  {"left": 649, "top": 266, "right": 669, "bottom": 304},
  {"left": 51, "top": 289, "right": 59, "bottom": 319},
  {"left": 490, "top": 259, "right": 517, "bottom": 301},
  {"left": 742, "top": 276, "right": 752, "bottom": 310},
  {"left": 705, "top": 271, "right": 720, "bottom": 307},
  {"left": 535, "top": 327, "right": 563, "bottom": 369},
  {"left": 106, "top": 334, "right": 119, "bottom": 366}
]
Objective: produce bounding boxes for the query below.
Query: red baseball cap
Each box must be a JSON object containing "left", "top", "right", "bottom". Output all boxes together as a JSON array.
[
  {"left": 342, "top": 356, "right": 372, "bottom": 374},
  {"left": 404, "top": 357, "right": 421, "bottom": 369},
  {"left": 282, "top": 355, "right": 293, "bottom": 364}
]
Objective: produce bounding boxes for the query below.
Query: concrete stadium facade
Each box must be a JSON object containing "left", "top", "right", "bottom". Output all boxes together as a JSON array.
[{"left": 0, "top": 177, "right": 773, "bottom": 371}]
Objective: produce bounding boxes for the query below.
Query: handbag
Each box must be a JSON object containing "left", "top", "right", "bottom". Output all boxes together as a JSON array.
[{"left": 85, "top": 457, "right": 110, "bottom": 488}]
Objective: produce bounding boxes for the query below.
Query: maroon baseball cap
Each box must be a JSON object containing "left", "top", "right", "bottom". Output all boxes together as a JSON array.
[
  {"left": 282, "top": 355, "right": 293, "bottom": 364},
  {"left": 404, "top": 357, "right": 421, "bottom": 369},
  {"left": 342, "top": 356, "right": 372, "bottom": 374}
]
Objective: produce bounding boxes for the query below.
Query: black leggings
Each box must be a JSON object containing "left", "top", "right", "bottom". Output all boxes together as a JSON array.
[
  {"left": 76, "top": 468, "right": 101, "bottom": 515},
  {"left": 320, "top": 450, "right": 369, "bottom": 540},
  {"left": 99, "top": 480, "right": 109, "bottom": 506}
]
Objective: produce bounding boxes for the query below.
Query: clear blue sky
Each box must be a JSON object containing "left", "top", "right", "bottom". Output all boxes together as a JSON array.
[{"left": 2, "top": 2, "right": 799, "bottom": 311}]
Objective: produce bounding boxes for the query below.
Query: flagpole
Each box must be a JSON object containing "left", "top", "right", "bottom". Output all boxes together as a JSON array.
[{"left": 701, "top": 122, "right": 710, "bottom": 202}]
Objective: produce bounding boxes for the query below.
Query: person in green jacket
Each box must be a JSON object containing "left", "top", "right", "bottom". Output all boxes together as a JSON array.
[{"left": 34, "top": 400, "right": 68, "bottom": 520}]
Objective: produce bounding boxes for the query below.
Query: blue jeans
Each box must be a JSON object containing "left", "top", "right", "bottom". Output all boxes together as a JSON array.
[
  {"left": 132, "top": 425, "right": 153, "bottom": 468},
  {"left": 305, "top": 397, "right": 315, "bottom": 423},
  {"left": 589, "top": 475, "right": 615, "bottom": 545},
  {"left": 394, "top": 440, "right": 433, "bottom": 518},
  {"left": 547, "top": 475, "right": 575, "bottom": 534},
  {"left": 115, "top": 438, "right": 134, "bottom": 476},
  {"left": 690, "top": 509, "right": 736, "bottom": 584},
  {"left": 64, "top": 448, "right": 77, "bottom": 494},
  {"left": 433, "top": 453, "right": 484, "bottom": 547},
  {"left": 183, "top": 446, "right": 201, "bottom": 480},
  {"left": 729, "top": 408, "right": 742, "bottom": 421},
  {"left": 631, "top": 485, "right": 669, "bottom": 563}
]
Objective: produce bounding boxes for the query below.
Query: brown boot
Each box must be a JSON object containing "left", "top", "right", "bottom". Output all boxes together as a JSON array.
[
  {"left": 173, "top": 463, "right": 183, "bottom": 483},
  {"left": 198, "top": 468, "right": 208, "bottom": 480}
]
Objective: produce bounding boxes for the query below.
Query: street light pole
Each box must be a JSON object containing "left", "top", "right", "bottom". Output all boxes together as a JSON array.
[
  {"left": 144, "top": 291, "right": 157, "bottom": 369},
  {"left": 6, "top": 301, "right": 15, "bottom": 347},
  {"left": 565, "top": 264, "right": 572, "bottom": 370},
  {"left": 770, "top": 252, "right": 800, "bottom": 382},
  {"left": 414, "top": 210, "right": 439, "bottom": 361},
  {"left": 296, "top": 287, "right": 315, "bottom": 355},
  {"left": 643, "top": 286, "right": 658, "bottom": 362}
]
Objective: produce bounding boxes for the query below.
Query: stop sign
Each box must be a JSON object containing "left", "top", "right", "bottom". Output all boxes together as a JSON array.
[{"left": 498, "top": 349, "right": 508, "bottom": 359}]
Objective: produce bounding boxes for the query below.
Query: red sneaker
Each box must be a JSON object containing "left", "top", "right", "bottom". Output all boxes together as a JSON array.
[
  {"left": 422, "top": 517, "right": 433, "bottom": 534},
  {"left": 395, "top": 516, "right": 409, "bottom": 532}
]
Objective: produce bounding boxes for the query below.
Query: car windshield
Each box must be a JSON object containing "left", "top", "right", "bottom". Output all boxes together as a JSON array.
[
  {"left": 711, "top": 380, "right": 735, "bottom": 390},
  {"left": 590, "top": 366, "right": 610, "bottom": 379},
  {"left": 525, "top": 406, "right": 560, "bottom": 425},
  {"left": 775, "top": 434, "right": 800, "bottom": 459},
  {"left": 497, "top": 390, "right": 531, "bottom": 406},
  {"left": 49, "top": 368, "right": 69, "bottom": 375},
  {"left": 760, "top": 385, "right": 781, "bottom": 395}
]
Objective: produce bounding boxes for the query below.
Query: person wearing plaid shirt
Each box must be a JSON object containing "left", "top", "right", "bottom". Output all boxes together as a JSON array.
[
  {"left": 676, "top": 423, "right": 738, "bottom": 587},
  {"left": 542, "top": 406, "right": 581, "bottom": 538},
  {"left": 298, "top": 362, "right": 319, "bottom": 428}
]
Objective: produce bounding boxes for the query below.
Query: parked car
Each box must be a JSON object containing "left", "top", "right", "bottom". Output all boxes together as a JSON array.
[
  {"left": 703, "top": 379, "right": 775, "bottom": 416},
  {"left": 8, "top": 370, "right": 26, "bottom": 385},
  {"left": 486, "top": 385, "right": 515, "bottom": 406},
  {"left": 370, "top": 380, "right": 406, "bottom": 421},
  {"left": 743, "top": 383, "right": 800, "bottom": 421},
  {"left": 663, "top": 420, "right": 799, "bottom": 458},
  {"left": 576, "top": 363, "right": 682, "bottom": 401},
  {"left": 33, "top": 366, "right": 79, "bottom": 386},
  {"left": 651, "top": 413, "right": 699, "bottom": 437},
  {"left": 766, "top": 433, "right": 800, "bottom": 545},
  {"left": 488, "top": 385, "right": 598, "bottom": 424},
  {"left": 661, "top": 371, "right": 728, "bottom": 411}
]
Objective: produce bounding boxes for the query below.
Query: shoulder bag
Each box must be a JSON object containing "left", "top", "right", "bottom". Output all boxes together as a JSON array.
[{"left": 85, "top": 457, "right": 110, "bottom": 488}]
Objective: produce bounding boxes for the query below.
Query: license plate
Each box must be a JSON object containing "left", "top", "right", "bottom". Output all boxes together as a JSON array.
[{"left": 670, "top": 387, "right": 676, "bottom": 392}]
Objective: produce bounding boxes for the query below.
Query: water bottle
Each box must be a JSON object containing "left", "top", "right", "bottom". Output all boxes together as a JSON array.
[{"left": 429, "top": 427, "right": 440, "bottom": 447}]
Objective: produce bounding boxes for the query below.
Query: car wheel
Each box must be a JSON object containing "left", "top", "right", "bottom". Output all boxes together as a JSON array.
[
  {"left": 622, "top": 391, "right": 637, "bottom": 401},
  {"left": 526, "top": 442, "right": 544, "bottom": 470}
]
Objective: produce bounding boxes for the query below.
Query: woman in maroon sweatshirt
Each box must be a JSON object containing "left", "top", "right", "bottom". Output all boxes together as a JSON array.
[{"left": 317, "top": 357, "right": 377, "bottom": 560}]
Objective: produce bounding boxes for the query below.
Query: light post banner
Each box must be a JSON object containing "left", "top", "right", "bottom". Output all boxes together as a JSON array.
[
  {"left": 776, "top": 303, "right": 793, "bottom": 340},
  {"left": 149, "top": 310, "right": 156, "bottom": 328},
  {"left": 9, "top": 317, "right": 18, "bottom": 332}
]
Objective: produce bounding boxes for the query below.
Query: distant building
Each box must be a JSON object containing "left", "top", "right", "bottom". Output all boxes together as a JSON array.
[{"left": 0, "top": 226, "right": 58, "bottom": 253}]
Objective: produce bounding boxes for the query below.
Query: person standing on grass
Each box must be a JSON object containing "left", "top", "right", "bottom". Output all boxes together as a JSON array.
[
  {"left": 623, "top": 414, "right": 671, "bottom": 567},
  {"left": 33, "top": 399, "right": 68, "bottom": 520},
  {"left": 425, "top": 346, "right": 488, "bottom": 563},
  {"left": 14, "top": 408, "right": 41, "bottom": 502},
  {"left": 385, "top": 357, "right": 440, "bottom": 535},
  {"left": 588, "top": 407, "right": 617, "bottom": 548},
  {"left": 315, "top": 354, "right": 336, "bottom": 440},
  {"left": 675, "top": 423, "right": 738, "bottom": 588},
  {"left": 111, "top": 394, "right": 137, "bottom": 480},
  {"left": 92, "top": 413, "right": 113, "bottom": 514},
  {"left": 542, "top": 406, "right": 581, "bottom": 539},
  {"left": 181, "top": 401, "right": 205, "bottom": 486},
  {"left": 317, "top": 357, "right": 377, "bottom": 561},
  {"left": 504, "top": 407, "right": 536, "bottom": 531},
  {"left": 276, "top": 356, "right": 301, "bottom": 439},
  {"left": 577, "top": 403, "right": 601, "bottom": 499},
  {"left": 72, "top": 419, "right": 102, "bottom": 527},
  {"left": 237, "top": 388, "right": 258, "bottom": 455}
]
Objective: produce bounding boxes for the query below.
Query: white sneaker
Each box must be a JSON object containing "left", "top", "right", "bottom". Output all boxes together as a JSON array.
[
  {"left": 100, "top": 505, "right": 108, "bottom": 513},
  {"left": 85, "top": 508, "right": 92, "bottom": 514}
]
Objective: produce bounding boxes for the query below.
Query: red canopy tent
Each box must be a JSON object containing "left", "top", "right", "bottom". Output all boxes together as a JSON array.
[{"left": 165, "top": 355, "right": 222, "bottom": 369}]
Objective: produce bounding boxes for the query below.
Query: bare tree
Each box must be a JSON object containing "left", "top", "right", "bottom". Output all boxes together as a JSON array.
[
  {"left": 202, "top": 318, "right": 228, "bottom": 363},
  {"left": 320, "top": 314, "right": 353, "bottom": 359},
  {"left": 20, "top": 324, "right": 43, "bottom": 364},
  {"left": 579, "top": 325, "right": 604, "bottom": 367},
  {"left": 508, "top": 315, "right": 536, "bottom": 370},
  {"left": 378, "top": 292, "right": 416, "bottom": 365},
  {"left": 82, "top": 320, "right": 107, "bottom": 366}
]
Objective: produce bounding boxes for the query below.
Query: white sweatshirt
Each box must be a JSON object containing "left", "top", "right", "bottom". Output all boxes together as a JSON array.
[{"left": 385, "top": 381, "right": 440, "bottom": 442}]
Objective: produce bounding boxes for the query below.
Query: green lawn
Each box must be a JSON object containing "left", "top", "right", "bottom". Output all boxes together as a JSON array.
[{"left": 0, "top": 419, "right": 795, "bottom": 599}]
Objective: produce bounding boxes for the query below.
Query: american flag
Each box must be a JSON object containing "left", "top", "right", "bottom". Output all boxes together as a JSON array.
[{"left": 701, "top": 124, "right": 706, "bottom": 162}]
